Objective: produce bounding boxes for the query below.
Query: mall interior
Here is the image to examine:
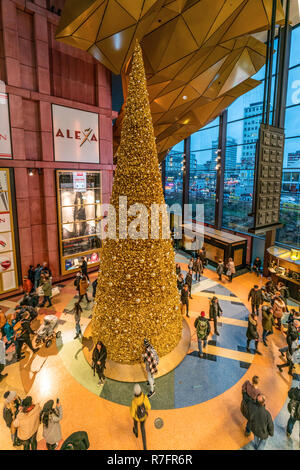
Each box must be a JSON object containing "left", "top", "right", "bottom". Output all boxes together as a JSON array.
[{"left": 0, "top": 0, "right": 299, "bottom": 452}]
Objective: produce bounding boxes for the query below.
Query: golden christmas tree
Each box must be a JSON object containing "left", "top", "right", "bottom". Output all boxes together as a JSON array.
[{"left": 92, "top": 41, "right": 182, "bottom": 364}]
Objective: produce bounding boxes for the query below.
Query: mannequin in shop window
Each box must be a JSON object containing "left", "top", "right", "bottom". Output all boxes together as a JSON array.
[{"left": 73, "top": 192, "right": 87, "bottom": 238}]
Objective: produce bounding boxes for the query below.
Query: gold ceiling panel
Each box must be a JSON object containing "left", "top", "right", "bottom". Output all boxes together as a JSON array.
[{"left": 56, "top": 0, "right": 284, "bottom": 158}]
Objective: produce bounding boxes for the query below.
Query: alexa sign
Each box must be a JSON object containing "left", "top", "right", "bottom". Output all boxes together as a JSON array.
[{"left": 52, "top": 104, "right": 99, "bottom": 163}]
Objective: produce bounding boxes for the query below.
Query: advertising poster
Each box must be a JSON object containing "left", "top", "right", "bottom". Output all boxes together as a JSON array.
[
  {"left": 0, "top": 93, "right": 12, "bottom": 159},
  {"left": 52, "top": 105, "right": 100, "bottom": 163}
]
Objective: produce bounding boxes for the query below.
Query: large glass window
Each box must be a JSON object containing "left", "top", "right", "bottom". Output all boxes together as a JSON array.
[
  {"left": 276, "top": 25, "right": 300, "bottom": 248},
  {"left": 164, "top": 141, "right": 184, "bottom": 211},
  {"left": 189, "top": 118, "right": 219, "bottom": 224}
]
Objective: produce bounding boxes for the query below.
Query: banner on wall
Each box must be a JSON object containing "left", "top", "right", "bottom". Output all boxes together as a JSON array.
[
  {"left": 0, "top": 169, "right": 18, "bottom": 293},
  {"left": 52, "top": 104, "right": 99, "bottom": 163},
  {"left": 0, "top": 93, "right": 12, "bottom": 159}
]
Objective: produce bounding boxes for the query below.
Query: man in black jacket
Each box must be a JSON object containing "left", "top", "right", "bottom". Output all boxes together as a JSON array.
[
  {"left": 248, "top": 394, "right": 274, "bottom": 450},
  {"left": 81, "top": 257, "right": 89, "bottom": 281},
  {"left": 248, "top": 285, "right": 263, "bottom": 316},
  {"left": 92, "top": 341, "right": 107, "bottom": 385},
  {"left": 185, "top": 270, "right": 193, "bottom": 299},
  {"left": 286, "top": 384, "right": 300, "bottom": 437},
  {"left": 180, "top": 284, "right": 189, "bottom": 318},
  {"left": 15, "top": 312, "right": 38, "bottom": 361}
]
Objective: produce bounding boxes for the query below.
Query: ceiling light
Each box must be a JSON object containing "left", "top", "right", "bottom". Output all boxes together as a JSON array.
[{"left": 182, "top": 95, "right": 187, "bottom": 100}]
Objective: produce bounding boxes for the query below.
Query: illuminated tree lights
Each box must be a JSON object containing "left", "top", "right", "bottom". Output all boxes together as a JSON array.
[{"left": 92, "top": 42, "right": 182, "bottom": 364}]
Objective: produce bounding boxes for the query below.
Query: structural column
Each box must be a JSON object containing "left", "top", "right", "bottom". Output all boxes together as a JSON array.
[
  {"left": 182, "top": 136, "right": 191, "bottom": 222},
  {"left": 214, "top": 110, "right": 227, "bottom": 230}
]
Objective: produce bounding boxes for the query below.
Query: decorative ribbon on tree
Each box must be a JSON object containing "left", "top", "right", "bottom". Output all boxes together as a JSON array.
[{"left": 92, "top": 41, "right": 182, "bottom": 364}]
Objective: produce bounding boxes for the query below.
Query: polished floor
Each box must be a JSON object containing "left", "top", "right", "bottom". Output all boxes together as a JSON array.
[{"left": 0, "top": 253, "right": 299, "bottom": 450}]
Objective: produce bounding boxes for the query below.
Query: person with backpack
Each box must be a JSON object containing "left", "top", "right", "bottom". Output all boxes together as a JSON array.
[
  {"left": 40, "top": 399, "right": 63, "bottom": 450},
  {"left": 246, "top": 313, "right": 262, "bottom": 355},
  {"left": 194, "top": 311, "right": 211, "bottom": 357},
  {"left": 286, "top": 383, "right": 300, "bottom": 438},
  {"left": 142, "top": 339, "right": 159, "bottom": 398},
  {"left": 3, "top": 391, "right": 22, "bottom": 445},
  {"left": 130, "top": 384, "right": 151, "bottom": 451},
  {"left": 78, "top": 274, "right": 91, "bottom": 305}
]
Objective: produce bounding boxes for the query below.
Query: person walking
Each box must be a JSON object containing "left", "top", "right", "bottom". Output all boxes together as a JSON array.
[
  {"left": 130, "top": 384, "right": 151, "bottom": 451},
  {"left": 279, "top": 320, "right": 299, "bottom": 358},
  {"left": 3, "top": 391, "right": 22, "bottom": 446},
  {"left": 248, "top": 395, "right": 274, "bottom": 450},
  {"left": 41, "top": 262, "right": 52, "bottom": 279},
  {"left": 246, "top": 313, "right": 262, "bottom": 355},
  {"left": 78, "top": 275, "right": 91, "bottom": 305},
  {"left": 193, "top": 257, "right": 202, "bottom": 282},
  {"left": 209, "top": 296, "right": 222, "bottom": 336},
  {"left": 194, "top": 311, "right": 211, "bottom": 357},
  {"left": 185, "top": 269, "right": 193, "bottom": 299},
  {"left": 177, "top": 273, "right": 184, "bottom": 293},
  {"left": 0, "top": 331, "right": 8, "bottom": 382},
  {"left": 188, "top": 258, "right": 194, "bottom": 272},
  {"left": 277, "top": 281, "right": 289, "bottom": 308},
  {"left": 248, "top": 285, "right": 263, "bottom": 316},
  {"left": 175, "top": 263, "right": 181, "bottom": 276},
  {"left": 241, "top": 376, "right": 261, "bottom": 436},
  {"left": 92, "top": 278, "right": 98, "bottom": 300},
  {"left": 180, "top": 284, "right": 190, "bottom": 318},
  {"left": 73, "top": 302, "right": 83, "bottom": 340},
  {"left": 27, "top": 265, "right": 35, "bottom": 291},
  {"left": 277, "top": 330, "right": 299, "bottom": 376},
  {"left": 226, "top": 258, "right": 235, "bottom": 282},
  {"left": 13, "top": 396, "right": 41, "bottom": 450},
  {"left": 40, "top": 275, "right": 52, "bottom": 308},
  {"left": 60, "top": 431, "right": 90, "bottom": 450},
  {"left": 34, "top": 264, "right": 42, "bottom": 291},
  {"left": 22, "top": 276, "right": 32, "bottom": 295},
  {"left": 286, "top": 383, "right": 300, "bottom": 438},
  {"left": 80, "top": 257, "right": 89, "bottom": 281},
  {"left": 252, "top": 257, "right": 262, "bottom": 277},
  {"left": 15, "top": 311, "right": 39, "bottom": 361},
  {"left": 272, "top": 291, "right": 286, "bottom": 330},
  {"left": 142, "top": 339, "right": 159, "bottom": 398},
  {"left": 92, "top": 341, "right": 107, "bottom": 386},
  {"left": 216, "top": 259, "right": 224, "bottom": 282},
  {"left": 261, "top": 306, "right": 275, "bottom": 347},
  {"left": 40, "top": 399, "right": 63, "bottom": 450}
]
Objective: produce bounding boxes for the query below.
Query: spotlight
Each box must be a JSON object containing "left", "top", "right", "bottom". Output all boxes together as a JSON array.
[{"left": 28, "top": 169, "right": 34, "bottom": 176}]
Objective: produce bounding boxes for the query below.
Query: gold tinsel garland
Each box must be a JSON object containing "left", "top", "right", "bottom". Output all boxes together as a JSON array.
[{"left": 91, "top": 41, "right": 182, "bottom": 364}]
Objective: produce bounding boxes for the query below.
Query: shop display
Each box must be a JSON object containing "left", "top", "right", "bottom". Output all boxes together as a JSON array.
[
  {"left": 267, "top": 246, "right": 300, "bottom": 301},
  {"left": 0, "top": 169, "right": 18, "bottom": 293},
  {"left": 92, "top": 42, "right": 182, "bottom": 364},
  {"left": 57, "top": 170, "right": 102, "bottom": 275}
]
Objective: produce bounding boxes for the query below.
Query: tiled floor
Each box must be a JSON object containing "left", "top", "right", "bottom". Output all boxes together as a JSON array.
[{"left": 0, "top": 253, "right": 299, "bottom": 450}]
